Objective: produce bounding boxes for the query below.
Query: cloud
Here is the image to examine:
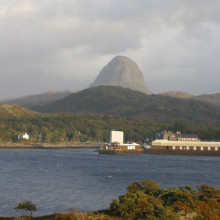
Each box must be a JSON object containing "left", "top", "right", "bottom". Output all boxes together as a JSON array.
[{"left": 0, "top": 0, "right": 220, "bottom": 99}]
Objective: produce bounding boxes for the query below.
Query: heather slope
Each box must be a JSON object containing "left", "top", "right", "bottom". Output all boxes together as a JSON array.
[
  {"left": 0, "top": 90, "right": 74, "bottom": 109},
  {"left": 190, "top": 93, "right": 220, "bottom": 106},
  {"left": 0, "top": 104, "right": 40, "bottom": 118},
  {"left": 160, "top": 91, "right": 194, "bottom": 99},
  {"left": 35, "top": 86, "right": 220, "bottom": 124}
]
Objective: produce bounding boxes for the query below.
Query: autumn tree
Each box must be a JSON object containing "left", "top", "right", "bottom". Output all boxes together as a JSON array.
[{"left": 15, "top": 201, "right": 36, "bottom": 217}]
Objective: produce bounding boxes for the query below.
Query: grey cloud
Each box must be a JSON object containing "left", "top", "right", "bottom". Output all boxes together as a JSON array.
[{"left": 0, "top": 0, "right": 220, "bottom": 99}]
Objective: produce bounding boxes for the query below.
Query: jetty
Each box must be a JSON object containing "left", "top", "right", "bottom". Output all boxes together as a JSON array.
[{"left": 99, "top": 130, "right": 220, "bottom": 156}]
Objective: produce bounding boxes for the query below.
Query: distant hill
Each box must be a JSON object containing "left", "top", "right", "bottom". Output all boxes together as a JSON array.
[
  {"left": 160, "top": 91, "right": 220, "bottom": 106},
  {"left": 190, "top": 93, "right": 220, "bottom": 106},
  {"left": 0, "top": 104, "right": 40, "bottom": 118},
  {"left": 90, "top": 56, "right": 151, "bottom": 94},
  {"left": 35, "top": 86, "right": 220, "bottom": 124},
  {"left": 160, "top": 91, "right": 194, "bottom": 99},
  {"left": 0, "top": 90, "right": 74, "bottom": 109}
]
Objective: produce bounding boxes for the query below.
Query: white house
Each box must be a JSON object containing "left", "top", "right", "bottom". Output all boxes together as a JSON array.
[{"left": 18, "top": 133, "right": 30, "bottom": 140}]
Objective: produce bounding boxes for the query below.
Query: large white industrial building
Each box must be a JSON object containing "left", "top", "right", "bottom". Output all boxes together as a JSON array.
[{"left": 110, "top": 130, "right": 124, "bottom": 144}]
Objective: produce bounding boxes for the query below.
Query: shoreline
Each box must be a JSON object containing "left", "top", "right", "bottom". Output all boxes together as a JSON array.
[{"left": 0, "top": 143, "right": 99, "bottom": 149}]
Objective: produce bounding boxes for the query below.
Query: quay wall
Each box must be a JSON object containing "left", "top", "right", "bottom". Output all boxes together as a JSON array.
[
  {"left": 99, "top": 149, "right": 220, "bottom": 156},
  {"left": 99, "top": 149, "right": 144, "bottom": 155},
  {"left": 144, "top": 149, "right": 220, "bottom": 156}
]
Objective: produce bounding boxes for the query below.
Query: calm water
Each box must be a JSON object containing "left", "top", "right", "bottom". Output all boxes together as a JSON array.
[{"left": 0, "top": 149, "right": 219, "bottom": 216}]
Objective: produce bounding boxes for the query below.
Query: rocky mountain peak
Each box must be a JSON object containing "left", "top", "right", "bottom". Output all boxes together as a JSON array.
[{"left": 90, "top": 56, "right": 151, "bottom": 94}]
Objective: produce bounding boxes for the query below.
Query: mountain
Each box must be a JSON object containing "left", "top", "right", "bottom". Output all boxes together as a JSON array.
[
  {"left": 90, "top": 56, "right": 151, "bottom": 94},
  {"left": 190, "top": 93, "right": 220, "bottom": 106},
  {"left": 35, "top": 86, "right": 220, "bottom": 124},
  {"left": 160, "top": 91, "right": 194, "bottom": 99},
  {"left": 0, "top": 104, "right": 40, "bottom": 118},
  {"left": 0, "top": 90, "right": 74, "bottom": 110}
]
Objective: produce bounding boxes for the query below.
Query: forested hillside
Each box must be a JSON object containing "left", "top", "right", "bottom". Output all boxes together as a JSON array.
[{"left": 0, "top": 112, "right": 220, "bottom": 144}]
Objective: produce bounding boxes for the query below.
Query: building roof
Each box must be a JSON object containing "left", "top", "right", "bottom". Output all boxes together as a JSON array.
[
  {"left": 177, "top": 134, "right": 198, "bottom": 138},
  {"left": 120, "top": 143, "right": 140, "bottom": 146},
  {"left": 152, "top": 140, "right": 220, "bottom": 147}
]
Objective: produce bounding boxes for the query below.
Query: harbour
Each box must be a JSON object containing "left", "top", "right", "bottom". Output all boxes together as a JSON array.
[{"left": 99, "top": 130, "right": 220, "bottom": 156}]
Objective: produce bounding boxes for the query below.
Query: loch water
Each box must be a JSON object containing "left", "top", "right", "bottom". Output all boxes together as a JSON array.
[{"left": 0, "top": 148, "right": 219, "bottom": 216}]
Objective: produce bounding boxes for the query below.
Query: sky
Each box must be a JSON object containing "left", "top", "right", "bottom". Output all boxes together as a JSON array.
[{"left": 0, "top": 0, "right": 220, "bottom": 99}]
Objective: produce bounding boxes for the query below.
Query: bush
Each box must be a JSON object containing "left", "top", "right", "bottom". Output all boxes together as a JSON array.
[{"left": 108, "top": 180, "right": 220, "bottom": 219}]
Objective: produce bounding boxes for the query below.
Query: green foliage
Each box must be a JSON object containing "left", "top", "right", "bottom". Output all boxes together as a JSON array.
[
  {"left": 15, "top": 201, "right": 36, "bottom": 217},
  {"left": 0, "top": 107, "right": 220, "bottom": 144},
  {"left": 66, "top": 132, "right": 74, "bottom": 141},
  {"left": 197, "top": 184, "right": 220, "bottom": 201},
  {"left": 108, "top": 180, "right": 220, "bottom": 219},
  {"left": 109, "top": 199, "right": 120, "bottom": 216},
  {"left": 127, "top": 182, "right": 142, "bottom": 193},
  {"left": 140, "top": 179, "right": 162, "bottom": 196},
  {"left": 114, "top": 191, "right": 167, "bottom": 219}
]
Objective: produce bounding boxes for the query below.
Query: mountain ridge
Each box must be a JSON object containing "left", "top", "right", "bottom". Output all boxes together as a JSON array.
[
  {"left": 34, "top": 86, "right": 220, "bottom": 124},
  {"left": 190, "top": 93, "right": 220, "bottom": 106},
  {"left": 160, "top": 91, "right": 194, "bottom": 99},
  {"left": 0, "top": 90, "right": 75, "bottom": 110}
]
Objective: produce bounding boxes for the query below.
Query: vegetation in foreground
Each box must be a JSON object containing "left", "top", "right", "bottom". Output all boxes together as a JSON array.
[
  {"left": 108, "top": 180, "right": 220, "bottom": 219},
  {"left": 2, "top": 180, "right": 219, "bottom": 220}
]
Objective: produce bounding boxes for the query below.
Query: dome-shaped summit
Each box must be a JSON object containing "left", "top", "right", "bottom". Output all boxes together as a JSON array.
[{"left": 90, "top": 56, "right": 151, "bottom": 94}]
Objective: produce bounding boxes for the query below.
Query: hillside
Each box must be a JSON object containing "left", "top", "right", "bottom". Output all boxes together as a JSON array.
[
  {"left": 35, "top": 86, "right": 220, "bottom": 124},
  {"left": 0, "top": 90, "right": 74, "bottom": 109},
  {"left": 0, "top": 104, "right": 40, "bottom": 118},
  {"left": 161, "top": 91, "right": 220, "bottom": 106},
  {"left": 160, "top": 91, "right": 194, "bottom": 99},
  {"left": 190, "top": 93, "right": 220, "bottom": 106}
]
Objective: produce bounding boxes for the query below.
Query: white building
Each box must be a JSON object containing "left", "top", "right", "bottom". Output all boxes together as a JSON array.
[
  {"left": 110, "top": 130, "right": 124, "bottom": 144},
  {"left": 152, "top": 139, "right": 220, "bottom": 151},
  {"left": 102, "top": 130, "right": 142, "bottom": 151},
  {"left": 18, "top": 133, "right": 30, "bottom": 140}
]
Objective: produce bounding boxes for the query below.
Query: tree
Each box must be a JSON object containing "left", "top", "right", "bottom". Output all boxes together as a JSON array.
[
  {"left": 127, "top": 181, "right": 142, "bottom": 193},
  {"left": 15, "top": 201, "right": 36, "bottom": 217},
  {"left": 110, "top": 191, "right": 167, "bottom": 219},
  {"left": 140, "top": 179, "right": 161, "bottom": 196}
]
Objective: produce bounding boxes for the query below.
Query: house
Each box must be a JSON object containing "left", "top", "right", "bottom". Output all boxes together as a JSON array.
[
  {"left": 157, "top": 131, "right": 199, "bottom": 141},
  {"left": 18, "top": 133, "right": 30, "bottom": 140},
  {"left": 177, "top": 133, "right": 199, "bottom": 141}
]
